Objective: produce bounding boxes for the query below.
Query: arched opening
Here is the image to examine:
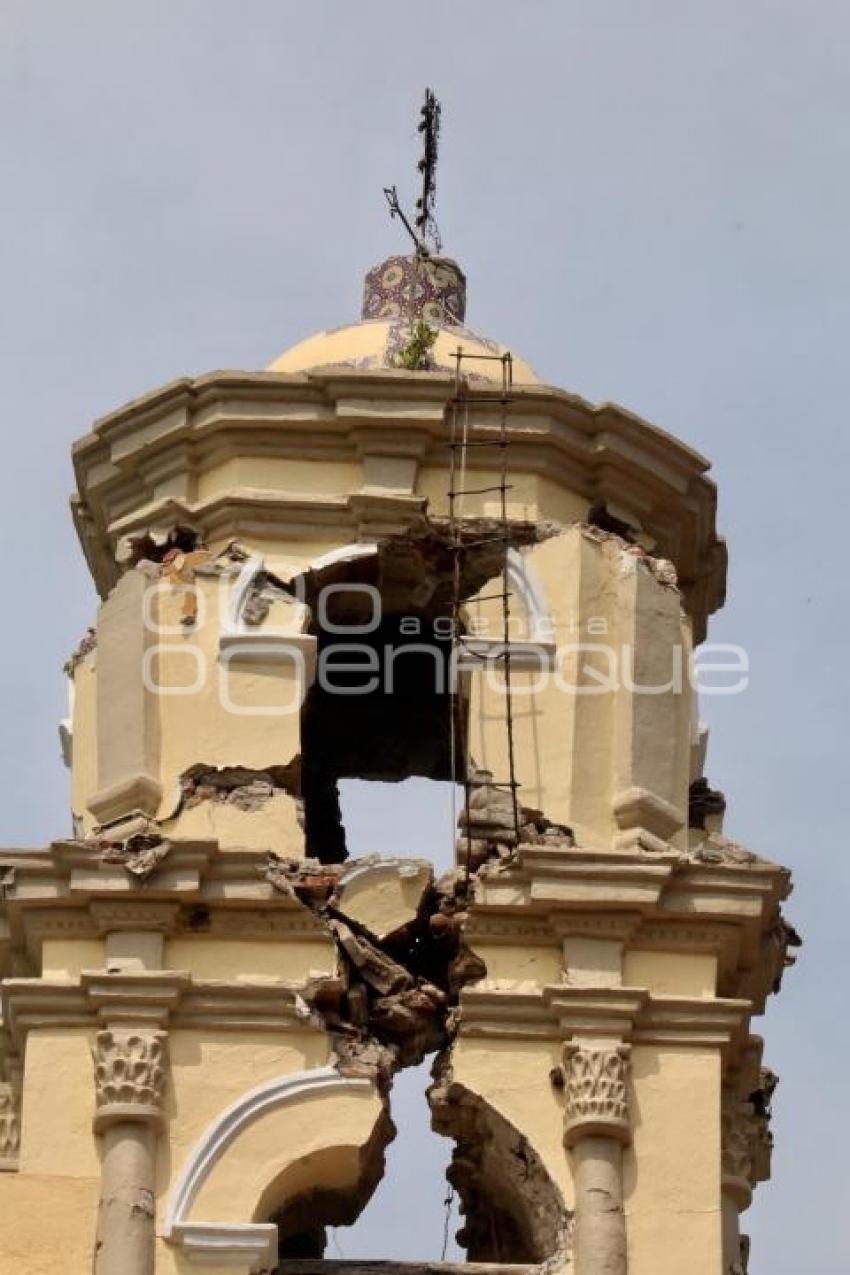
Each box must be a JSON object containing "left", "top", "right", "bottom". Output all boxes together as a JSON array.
[
  {"left": 262, "top": 1073, "right": 569, "bottom": 1270},
  {"left": 265, "top": 1122, "right": 394, "bottom": 1262},
  {"left": 273, "top": 1064, "right": 462, "bottom": 1265},
  {"left": 429, "top": 1078, "right": 570, "bottom": 1265}
]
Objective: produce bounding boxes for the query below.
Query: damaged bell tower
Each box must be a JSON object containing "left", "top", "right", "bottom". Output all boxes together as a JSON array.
[{"left": 0, "top": 99, "right": 797, "bottom": 1275}]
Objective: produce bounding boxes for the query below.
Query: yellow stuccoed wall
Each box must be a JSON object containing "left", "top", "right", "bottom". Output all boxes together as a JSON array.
[
  {"left": 162, "top": 937, "right": 337, "bottom": 983},
  {"left": 625, "top": 1047, "right": 722, "bottom": 1274},
  {"left": 623, "top": 949, "right": 717, "bottom": 998},
  {"left": 450, "top": 1035, "right": 570, "bottom": 1199}
]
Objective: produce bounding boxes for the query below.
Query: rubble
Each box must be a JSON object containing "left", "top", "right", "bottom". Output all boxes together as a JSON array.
[
  {"left": 765, "top": 913, "right": 803, "bottom": 994},
  {"left": 63, "top": 626, "right": 97, "bottom": 676},
  {"left": 332, "top": 857, "right": 433, "bottom": 945},
  {"left": 178, "top": 761, "right": 302, "bottom": 814},
  {"left": 688, "top": 777, "right": 727, "bottom": 829},
  {"left": 120, "top": 524, "right": 203, "bottom": 567},
  {"left": 263, "top": 850, "right": 483, "bottom": 1073},
  {"left": 100, "top": 833, "right": 172, "bottom": 881},
  {"left": 456, "top": 768, "right": 573, "bottom": 869},
  {"left": 261, "top": 842, "right": 571, "bottom": 1263},
  {"left": 692, "top": 836, "right": 757, "bottom": 866},
  {"left": 580, "top": 519, "right": 679, "bottom": 590}
]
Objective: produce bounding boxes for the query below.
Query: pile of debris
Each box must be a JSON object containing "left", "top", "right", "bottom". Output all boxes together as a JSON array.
[
  {"left": 178, "top": 761, "right": 302, "bottom": 816},
  {"left": 456, "top": 768, "right": 574, "bottom": 870},
  {"left": 264, "top": 851, "right": 483, "bottom": 1081}
]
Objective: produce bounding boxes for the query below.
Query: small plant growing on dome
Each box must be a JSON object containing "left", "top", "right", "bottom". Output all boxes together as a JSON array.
[{"left": 394, "top": 320, "right": 437, "bottom": 370}]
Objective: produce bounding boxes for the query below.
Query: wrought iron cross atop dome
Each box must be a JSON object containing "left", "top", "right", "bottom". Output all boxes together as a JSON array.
[{"left": 384, "top": 87, "right": 443, "bottom": 257}]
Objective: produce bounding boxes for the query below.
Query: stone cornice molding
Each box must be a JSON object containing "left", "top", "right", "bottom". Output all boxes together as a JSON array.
[
  {"left": 0, "top": 840, "right": 327, "bottom": 911},
  {"left": 464, "top": 915, "right": 562, "bottom": 946},
  {"left": 70, "top": 368, "right": 724, "bottom": 637},
  {"left": 0, "top": 842, "right": 785, "bottom": 1009},
  {"left": 549, "top": 910, "right": 645, "bottom": 945},
  {"left": 543, "top": 987, "right": 649, "bottom": 1038},
  {"left": 0, "top": 843, "right": 340, "bottom": 990},
  {"left": 80, "top": 969, "right": 190, "bottom": 1027},
  {"left": 1, "top": 973, "right": 321, "bottom": 1050},
  {"left": 4, "top": 900, "right": 328, "bottom": 980},
  {"left": 457, "top": 983, "right": 751, "bottom": 1059},
  {"left": 478, "top": 848, "right": 675, "bottom": 909},
  {"left": 473, "top": 845, "right": 787, "bottom": 1009},
  {"left": 89, "top": 900, "right": 182, "bottom": 935}
]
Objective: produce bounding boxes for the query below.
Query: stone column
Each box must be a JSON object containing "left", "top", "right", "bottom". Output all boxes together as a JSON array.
[
  {"left": 92, "top": 1028, "right": 168, "bottom": 1275},
  {"left": 563, "top": 1042, "right": 632, "bottom": 1275}
]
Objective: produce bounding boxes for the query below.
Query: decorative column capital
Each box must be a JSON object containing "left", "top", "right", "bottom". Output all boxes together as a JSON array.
[
  {"left": 92, "top": 1029, "right": 168, "bottom": 1133},
  {"left": 563, "top": 1041, "right": 632, "bottom": 1147},
  {"left": 0, "top": 1081, "right": 20, "bottom": 1170}
]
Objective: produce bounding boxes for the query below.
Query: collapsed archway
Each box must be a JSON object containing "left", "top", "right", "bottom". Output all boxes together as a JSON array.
[
  {"left": 265, "top": 1119, "right": 394, "bottom": 1261},
  {"left": 429, "top": 1074, "right": 571, "bottom": 1265},
  {"left": 261, "top": 1072, "right": 570, "bottom": 1271}
]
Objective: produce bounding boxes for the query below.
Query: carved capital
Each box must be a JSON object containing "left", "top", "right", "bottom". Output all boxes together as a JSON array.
[
  {"left": 563, "top": 1042, "right": 631, "bottom": 1146},
  {"left": 0, "top": 1082, "right": 20, "bottom": 1170},
  {"left": 92, "top": 1029, "right": 168, "bottom": 1132}
]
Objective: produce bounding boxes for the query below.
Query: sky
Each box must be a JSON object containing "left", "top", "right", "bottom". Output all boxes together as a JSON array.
[{"left": 1, "top": 1, "right": 848, "bottom": 1269}]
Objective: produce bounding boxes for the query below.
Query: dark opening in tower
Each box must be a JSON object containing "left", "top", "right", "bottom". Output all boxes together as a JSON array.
[{"left": 301, "top": 600, "right": 466, "bottom": 864}]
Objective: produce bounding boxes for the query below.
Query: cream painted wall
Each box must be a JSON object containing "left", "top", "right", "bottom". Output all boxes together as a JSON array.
[
  {"left": 187, "top": 1087, "right": 385, "bottom": 1224},
  {"left": 196, "top": 456, "right": 363, "bottom": 505},
  {"left": 469, "top": 941, "right": 563, "bottom": 986},
  {"left": 40, "top": 938, "right": 105, "bottom": 978},
  {"left": 450, "top": 1035, "right": 570, "bottom": 1202},
  {"left": 624, "top": 950, "right": 717, "bottom": 998},
  {"left": 624, "top": 1046, "right": 722, "bottom": 1274},
  {"left": 163, "top": 937, "right": 337, "bottom": 983}
]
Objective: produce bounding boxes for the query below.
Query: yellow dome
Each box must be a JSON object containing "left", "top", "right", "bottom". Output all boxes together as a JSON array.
[
  {"left": 266, "top": 253, "right": 539, "bottom": 386},
  {"left": 266, "top": 318, "right": 540, "bottom": 385}
]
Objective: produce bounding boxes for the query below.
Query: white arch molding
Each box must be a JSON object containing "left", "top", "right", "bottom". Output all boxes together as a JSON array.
[
  {"left": 162, "top": 1064, "right": 374, "bottom": 1270},
  {"left": 228, "top": 544, "right": 552, "bottom": 643},
  {"left": 461, "top": 548, "right": 556, "bottom": 670},
  {"left": 217, "top": 543, "right": 555, "bottom": 697},
  {"left": 218, "top": 552, "right": 317, "bottom": 679}
]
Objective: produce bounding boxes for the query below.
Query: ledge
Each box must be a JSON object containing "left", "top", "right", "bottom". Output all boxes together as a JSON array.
[{"left": 70, "top": 369, "right": 725, "bottom": 639}]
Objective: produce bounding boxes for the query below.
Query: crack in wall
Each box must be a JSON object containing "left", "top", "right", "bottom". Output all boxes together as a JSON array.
[{"left": 263, "top": 850, "right": 570, "bottom": 1267}]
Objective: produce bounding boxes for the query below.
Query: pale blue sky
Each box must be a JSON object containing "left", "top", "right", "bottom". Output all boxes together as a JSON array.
[{"left": 1, "top": 2, "right": 847, "bottom": 1269}]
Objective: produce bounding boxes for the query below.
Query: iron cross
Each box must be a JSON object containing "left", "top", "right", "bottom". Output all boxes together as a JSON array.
[{"left": 384, "top": 88, "right": 443, "bottom": 257}]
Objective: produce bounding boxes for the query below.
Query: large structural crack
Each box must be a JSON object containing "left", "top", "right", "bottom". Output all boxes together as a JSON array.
[{"left": 264, "top": 847, "right": 570, "bottom": 1267}]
